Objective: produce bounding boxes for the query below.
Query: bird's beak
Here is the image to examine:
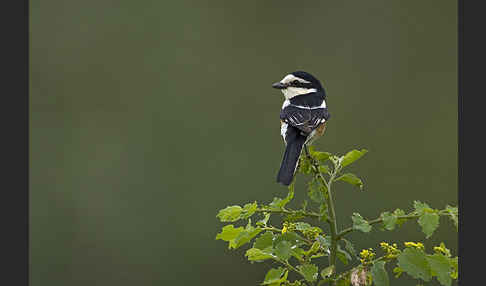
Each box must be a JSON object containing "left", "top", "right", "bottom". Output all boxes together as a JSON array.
[{"left": 272, "top": 82, "right": 287, "bottom": 89}]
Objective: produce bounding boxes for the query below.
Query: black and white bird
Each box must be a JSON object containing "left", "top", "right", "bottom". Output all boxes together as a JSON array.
[{"left": 272, "top": 71, "right": 331, "bottom": 186}]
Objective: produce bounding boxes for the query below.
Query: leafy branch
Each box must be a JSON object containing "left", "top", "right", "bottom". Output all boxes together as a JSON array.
[{"left": 215, "top": 147, "right": 458, "bottom": 286}]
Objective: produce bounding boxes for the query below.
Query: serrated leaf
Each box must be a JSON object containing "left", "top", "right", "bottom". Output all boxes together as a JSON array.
[
  {"left": 393, "top": 208, "right": 407, "bottom": 227},
  {"left": 275, "top": 240, "right": 292, "bottom": 260},
  {"left": 319, "top": 203, "right": 329, "bottom": 222},
  {"left": 297, "top": 264, "right": 318, "bottom": 282},
  {"left": 341, "top": 149, "right": 368, "bottom": 167},
  {"left": 269, "top": 188, "right": 294, "bottom": 210},
  {"left": 274, "top": 232, "right": 306, "bottom": 248},
  {"left": 246, "top": 248, "right": 274, "bottom": 261},
  {"left": 232, "top": 222, "right": 262, "bottom": 249},
  {"left": 216, "top": 205, "right": 243, "bottom": 222},
  {"left": 445, "top": 205, "right": 458, "bottom": 230},
  {"left": 418, "top": 212, "right": 440, "bottom": 238},
  {"left": 308, "top": 178, "right": 326, "bottom": 204},
  {"left": 254, "top": 231, "right": 274, "bottom": 251},
  {"left": 371, "top": 261, "right": 389, "bottom": 286},
  {"left": 241, "top": 202, "right": 258, "bottom": 219},
  {"left": 397, "top": 248, "right": 432, "bottom": 281},
  {"left": 298, "top": 155, "right": 312, "bottom": 174},
  {"left": 381, "top": 211, "right": 397, "bottom": 231},
  {"left": 321, "top": 265, "right": 335, "bottom": 278},
  {"left": 413, "top": 201, "right": 431, "bottom": 215},
  {"left": 215, "top": 225, "right": 244, "bottom": 248},
  {"left": 426, "top": 254, "right": 452, "bottom": 286},
  {"left": 294, "top": 222, "right": 312, "bottom": 232},
  {"left": 336, "top": 173, "right": 364, "bottom": 190},
  {"left": 263, "top": 267, "right": 288, "bottom": 285},
  {"left": 316, "top": 235, "right": 331, "bottom": 249},
  {"left": 352, "top": 213, "right": 372, "bottom": 233}
]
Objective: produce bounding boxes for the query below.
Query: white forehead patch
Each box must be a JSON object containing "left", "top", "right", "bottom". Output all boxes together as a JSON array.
[{"left": 280, "top": 74, "right": 311, "bottom": 84}]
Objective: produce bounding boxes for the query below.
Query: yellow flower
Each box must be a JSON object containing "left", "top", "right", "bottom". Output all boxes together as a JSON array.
[
  {"left": 404, "top": 242, "right": 424, "bottom": 250},
  {"left": 359, "top": 248, "right": 375, "bottom": 265},
  {"left": 282, "top": 225, "right": 288, "bottom": 234},
  {"left": 433, "top": 242, "right": 451, "bottom": 257},
  {"left": 380, "top": 241, "right": 400, "bottom": 259}
]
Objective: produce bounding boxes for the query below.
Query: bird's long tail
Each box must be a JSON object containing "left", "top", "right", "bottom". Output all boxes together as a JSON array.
[{"left": 277, "top": 127, "right": 307, "bottom": 186}]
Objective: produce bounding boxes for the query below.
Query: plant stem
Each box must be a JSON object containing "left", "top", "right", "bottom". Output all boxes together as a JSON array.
[
  {"left": 304, "top": 146, "right": 339, "bottom": 286},
  {"left": 336, "top": 214, "right": 420, "bottom": 239},
  {"left": 323, "top": 170, "right": 338, "bottom": 286},
  {"left": 255, "top": 208, "right": 321, "bottom": 218}
]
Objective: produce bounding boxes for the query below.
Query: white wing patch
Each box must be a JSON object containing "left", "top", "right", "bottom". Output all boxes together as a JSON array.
[
  {"left": 281, "top": 99, "right": 290, "bottom": 109},
  {"left": 280, "top": 122, "right": 288, "bottom": 143}
]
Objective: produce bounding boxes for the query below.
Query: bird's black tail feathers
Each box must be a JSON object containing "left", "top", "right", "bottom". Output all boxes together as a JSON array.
[{"left": 277, "top": 127, "right": 307, "bottom": 186}]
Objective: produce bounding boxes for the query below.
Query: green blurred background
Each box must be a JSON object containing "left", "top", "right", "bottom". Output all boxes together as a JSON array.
[{"left": 30, "top": 0, "right": 457, "bottom": 285}]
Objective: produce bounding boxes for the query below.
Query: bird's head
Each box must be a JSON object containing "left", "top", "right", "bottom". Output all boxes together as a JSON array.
[{"left": 272, "top": 71, "right": 324, "bottom": 100}]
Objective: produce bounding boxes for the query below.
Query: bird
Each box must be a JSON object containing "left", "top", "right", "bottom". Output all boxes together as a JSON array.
[{"left": 272, "top": 71, "right": 331, "bottom": 186}]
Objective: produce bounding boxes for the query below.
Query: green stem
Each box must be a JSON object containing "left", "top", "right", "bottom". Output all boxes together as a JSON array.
[
  {"left": 305, "top": 146, "right": 339, "bottom": 286},
  {"left": 255, "top": 208, "right": 321, "bottom": 218},
  {"left": 337, "top": 214, "right": 433, "bottom": 239}
]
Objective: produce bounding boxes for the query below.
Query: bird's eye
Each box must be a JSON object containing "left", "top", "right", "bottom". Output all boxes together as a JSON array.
[{"left": 292, "top": 80, "right": 300, "bottom": 85}]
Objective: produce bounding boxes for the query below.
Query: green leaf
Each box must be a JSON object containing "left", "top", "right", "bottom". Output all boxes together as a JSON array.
[
  {"left": 294, "top": 222, "right": 312, "bottom": 232},
  {"left": 291, "top": 247, "right": 306, "bottom": 261},
  {"left": 371, "top": 261, "right": 389, "bottom": 286},
  {"left": 397, "top": 247, "right": 432, "bottom": 282},
  {"left": 215, "top": 225, "right": 244, "bottom": 248},
  {"left": 393, "top": 208, "right": 407, "bottom": 227},
  {"left": 381, "top": 211, "right": 397, "bottom": 231},
  {"left": 342, "top": 238, "right": 357, "bottom": 258},
  {"left": 337, "top": 245, "right": 352, "bottom": 265},
  {"left": 319, "top": 165, "right": 330, "bottom": 174},
  {"left": 316, "top": 235, "right": 332, "bottom": 249},
  {"left": 274, "top": 240, "right": 292, "bottom": 260},
  {"left": 245, "top": 248, "right": 274, "bottom": 261},
  {"left": 297, "top": 264, "right": 319, "bottom": 282},
  {"left": 351, "top": 213, "right": 372, "bottom": 233},
  {"left": 311, "top": 151, "right": 332, "bottom": 162},
  {"left": 445, "top": 205, "right": 458, "bottom": 230},
  {"left": 319, "top": 203, "right": 329, "bottom": 222},
  {"left": 413, "top": 201, "right": 431, "bottom": 215},
  {"left": 426, "top": 254, "right": 452, "bottom": 286},
  {"left": 216, "top": 205, "right": 243, "bottom": 222},
  {"left": 253, "top": 231, "right": 274, "bottom": 251},
  {"left": 269, "top": 188, "right": 294, "bottom": 210},
  {"left": 256, "top": 212, "right": 271, "bottom": 227},
  {"left": 336, "top": 173, "right": 364, "bottom": 190},
  {"left": 241, "top": 202, "right": 258, "bottom": 219},
  {"left": 321, "top": 265, "right": 335, "bottom": 279},
  {"left": 298, "top": 156, "right": 312, "bottom": 174},
  {"left": 341, "top": 149, "right": 368, "bottom": 167},
  {"left": 418, "top": 212, "right": 440, "bottom": 239},
  {"left": 263, "top": 267, "right": 288, "bottom": 285},
  {"left": 308, "top": 178, "right": 326, "bottom": 204},
  {"left": 274, "top": 232, "right": 307, "bottom": 248},
  {"left": 232, "top": 222, "right": 262, "bottom": 249}
]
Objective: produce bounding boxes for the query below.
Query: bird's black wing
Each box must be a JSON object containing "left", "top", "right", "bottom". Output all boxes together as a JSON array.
[{"left": 280, "top": 105, "right": 331, "bottom": 135}]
